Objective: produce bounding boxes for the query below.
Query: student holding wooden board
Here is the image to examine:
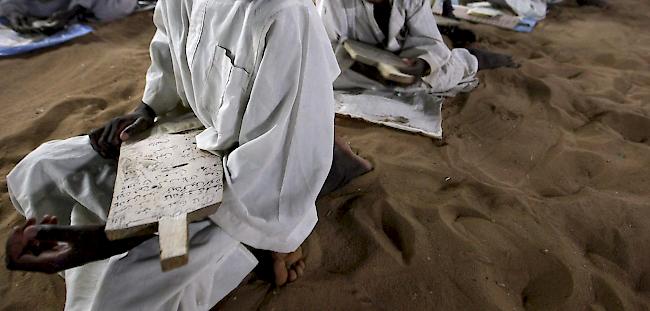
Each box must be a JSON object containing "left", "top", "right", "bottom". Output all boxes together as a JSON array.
[
  {"left": 4, "top": 0, "right": 372, "bottom": 309},
  {"left": 318, "top": 0, "right": 518, "bottom": 94}
]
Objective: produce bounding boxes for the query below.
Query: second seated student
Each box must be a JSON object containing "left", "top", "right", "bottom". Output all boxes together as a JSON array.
[{"left": 318, "top": 0, "right": 517, "bottom": 95}]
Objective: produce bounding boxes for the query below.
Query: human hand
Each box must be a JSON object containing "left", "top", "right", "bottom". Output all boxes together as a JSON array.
[
  {"left": 89, "top": 102, "right": 156, "bottom": 159},
  {"left": 6, "top": 13, "right": 41, "bottom": 35},
  {"left": 5, "top": 216, "right": 149, "bottom": 274},
  {"left": 6, "top": 10, "right": 74, "bottom": 36},
  {"left": 399, "top": 58, "right": 431, "bottom": 77},
  {"left": 34, "top": 5, "right": 90, "bottom": 35},
  {"left": 6, "top": 216, "right": 102, "bottom": 273}
]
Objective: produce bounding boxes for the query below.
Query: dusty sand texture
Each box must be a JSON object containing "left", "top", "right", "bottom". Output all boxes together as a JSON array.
[{"left": 1, "top": 1, "right": 650, "bottom": 310}]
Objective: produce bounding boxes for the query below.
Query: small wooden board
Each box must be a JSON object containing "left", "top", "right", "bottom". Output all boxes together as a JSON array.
[
  {"left": 343, "top": 40, "right": 417, "bottom": 85},
  {"left": 105, "top": 130, "right": 223, "bottom": 271}
]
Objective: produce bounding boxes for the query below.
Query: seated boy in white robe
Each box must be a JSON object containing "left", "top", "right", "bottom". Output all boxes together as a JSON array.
[
  {"left": 4, "top": 0, "right": 371, "bottom": 309},
  {"left": 318, "top": 0, "right": 517, "bottom": 95}
]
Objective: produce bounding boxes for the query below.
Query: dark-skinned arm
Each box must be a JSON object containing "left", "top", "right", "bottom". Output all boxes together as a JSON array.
[
  {"left": 89, "top": 102, "right": 156, "bottom": 159},
  {"left": 87, "top": 3, "right": 186, "bottom": 160},
  {"left": 5, "top": 216, "right": 152, "bottom": 274},
  {"left": 399, "top": 57, "right": 431, "bottom": 77}
]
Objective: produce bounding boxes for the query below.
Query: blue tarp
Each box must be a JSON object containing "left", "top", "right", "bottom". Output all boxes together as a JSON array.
[
  {"left": 0, "top": 23, "right": 93, "bottom": 57},
  {"left": 514, "top": 17, "right": 537, "bottom": 32}
]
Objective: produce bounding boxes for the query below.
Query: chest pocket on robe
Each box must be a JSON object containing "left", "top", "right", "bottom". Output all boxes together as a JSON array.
[{"left": 194, "top": 45, "right": 250, "bottom": 137}]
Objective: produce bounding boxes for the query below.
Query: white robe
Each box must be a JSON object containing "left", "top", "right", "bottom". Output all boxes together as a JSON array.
[
  {"left": 6, "top": 0, "right": 339, "bottom": 309},
  {"left": 0, "top": 0, "right": 137, "bottom": 21},
  {"left": 318, "top": 0, "right": 478, "bottom": 95},
  {"left": 145, "top": 0, "right": 339, "bottom": 254}
]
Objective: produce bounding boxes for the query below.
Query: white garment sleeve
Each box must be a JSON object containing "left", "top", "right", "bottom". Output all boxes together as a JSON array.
[
  {"left": 210, "top": 6, "right": 339, "bottom": 253},
  {"left": 317, "top": 0, "right": 348, "bottom": 48},
  {"left": 142, "top": 3, "right": 181, "bottom": 116},
  {"left": 317, "top": 0, "right": 356, "bottom": 75},
  {"left": 400, "top": 0, "right": 478, "bottom": 93}
]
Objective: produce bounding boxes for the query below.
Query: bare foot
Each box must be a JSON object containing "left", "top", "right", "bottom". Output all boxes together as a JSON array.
[
  {"left": 272, "top": 247, "right": 306, "bottom": 286},
  {"left": 439, "top": 25, "right": 477, "bottom": 48},
  {"left": 467, "top": 47, "right": 520, "bottom": 70},
  {"left": 319, "top": 136, "right": 373, "bottom": 197},
  {"left": 247, "top": 246, "right": 307, "bottom": 286},
  {"left": 335, "top": 136, "right": 373, "bottom": 174}
]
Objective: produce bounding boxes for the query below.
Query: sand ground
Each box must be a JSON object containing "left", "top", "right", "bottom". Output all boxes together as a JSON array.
[{"left": 1, "top": 1, "right": 649, "bottom": 310}]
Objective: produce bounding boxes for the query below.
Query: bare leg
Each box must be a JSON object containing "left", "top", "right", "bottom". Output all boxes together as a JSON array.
[
  {"left": 442, "top": 0, "right": 455, "bottom": 18},
  {"left": 258, "top": 136, "right": 372, "bottom": 286},
  {"left": 467, "top": 47, "right": 519, "bottom": 70},
  {"left": 319, "top": 136, "right": 373, "bottom": 197},
  {"left": 439, "top": 25, "right": 477, "bottom": 48}
]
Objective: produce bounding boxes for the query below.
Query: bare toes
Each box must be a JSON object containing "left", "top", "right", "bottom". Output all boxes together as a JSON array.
[
  {"left": 284, "top": 249, "right": 303, "bottom": 266},
  {"left": 288, "top": 270, "right": 298, "bottom": 282},
  {"left": 273, "top": 257, "right": 288, "bottom": 286},
  {"left": 270, "top": 247, "right": 306, "bottom": 286}
]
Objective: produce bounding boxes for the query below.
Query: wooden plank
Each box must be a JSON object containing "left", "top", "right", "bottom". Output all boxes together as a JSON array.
[
  {"left": 343, "top": 40, "right": 418, "bottom": 85},
  {"left": 159, "top": 214, "right": 189, "bottom": 271},
  {"left": 105, "top": 129, "right": 223, "bottom": 271}
]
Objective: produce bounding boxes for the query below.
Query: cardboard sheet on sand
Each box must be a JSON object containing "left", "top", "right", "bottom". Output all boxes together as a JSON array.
[{"left": 335, "top": 91, "right": 444, "bottom": 138}]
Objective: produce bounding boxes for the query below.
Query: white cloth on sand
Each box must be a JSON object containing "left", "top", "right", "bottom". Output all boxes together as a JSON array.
[
  {"left": 6, "top": 0, "right": 339, "bottom": 309},
  {"left": 317, "top": 0, "right": 478, "bottom": 95},
  {"left": 0, "top": 0, "right": 137, "bottom": 21}
]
